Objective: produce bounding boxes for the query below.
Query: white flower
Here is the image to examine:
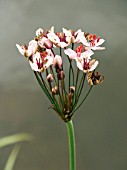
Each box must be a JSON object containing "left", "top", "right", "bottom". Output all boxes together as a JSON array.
[
  {"left": 16, "top": 40, "right": 38, "bottom": 57},
  {"left": 62, "top": 28, "right": 72, "bottom": 44},
  {"left": 74, "top": 29, "right": 86, "bottom": 44},
  {"left": 47, "top": 27, "right": 71, "bottom": 48},
  {"left": 75, "top": 52, "right": 99, "bottom": 73},
  {"left": 80, "top": 34, "right": 105, "bottom": 50},
  {"left": 29, "top": 49, "right": 54, "bottom": 72}
]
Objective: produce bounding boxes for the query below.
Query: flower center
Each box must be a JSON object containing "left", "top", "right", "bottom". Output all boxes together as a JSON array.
[
  {"left": 76, "top": 45, "right": 86, "bottom": 57},
  {"left": 56, "top": 32, "right": 67, "bottom": 43},
  {"left": 83, "top": 58, "right": 90, "bottom": 70}
]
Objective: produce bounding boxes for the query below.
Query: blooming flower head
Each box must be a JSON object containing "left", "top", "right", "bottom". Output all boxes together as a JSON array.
[
  {"left": 75, "top": 52, "right": 99, "bottom": 73},
  {"left": 16, "top": 40, "right": 38, "bottom": 58},
  {"left": 29, "top": 49, "right": 54, "bottom": 72},
  {"left": 64, "top": 44, "right": 94, "bottom": 60},
  {"left": 81, "top": 33, "right": 105, "bottom": 50},
  {"left": 16, "top": 27, "right": 105, "bottom": 122},
  {"left": 47, "top": 27, "right": 72, "bottom": 48}
]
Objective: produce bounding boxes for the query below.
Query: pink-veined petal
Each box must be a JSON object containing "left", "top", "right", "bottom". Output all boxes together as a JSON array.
[
  {"left": 64, "top": 48, "right": 77, "bottom": 60},
  {"left": 47, "top": 32, "right": 60, "bottom": 44},
  {"left": 81, "top": 49, "right": 94, "bottom": 59},
  {"left": 27, "top": 40, "right": 38, "bottom": 56},
  {"left": 75, "top": 57, "right": 83, "bottom": 71},
  {"left": 58, "top": 41, "right": 68, "bottom": 48}
]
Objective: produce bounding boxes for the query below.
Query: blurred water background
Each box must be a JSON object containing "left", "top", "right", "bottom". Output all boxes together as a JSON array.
[{"left": 0, "top": 0, "right": 127, "bottom": 170}]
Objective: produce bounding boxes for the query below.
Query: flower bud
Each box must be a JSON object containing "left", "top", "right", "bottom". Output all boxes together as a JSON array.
[
  {"left": 43, "top": 39, "right": 53, "bottom": 49},
  {"left": 53, "top": 55, "right": 62, "bottom": 69},
  {"left": 46, "top": 74, "right": 53, "bottom": 83},
  {"left": 69, "top": 86, "right": 75, "bottom": 93},
  {"left": 52, "top": 86, "right": 58, "bottom": 95},
  {"left": 57, "top": 71, "right": 65, "bottom": 80}
]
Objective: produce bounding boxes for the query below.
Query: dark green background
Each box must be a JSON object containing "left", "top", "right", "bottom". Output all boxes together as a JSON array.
[{"left": 0, "top": 0, "right": 127, "bottom": 169}]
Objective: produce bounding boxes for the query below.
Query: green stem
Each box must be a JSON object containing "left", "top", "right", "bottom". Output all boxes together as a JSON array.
[
  {"left": 73, "top": 85, "right": 93, "bottom": 114},
  {"left": 66, "top": 120, "right": 76, "bottom": 170}
]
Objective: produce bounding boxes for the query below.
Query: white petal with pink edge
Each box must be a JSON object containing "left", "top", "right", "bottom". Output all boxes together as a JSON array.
[{"left": 64, "top": 48, "right": 77, "bottom": 60}]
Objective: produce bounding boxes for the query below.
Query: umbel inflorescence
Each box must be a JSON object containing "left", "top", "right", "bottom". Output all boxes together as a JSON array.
[{"left": 16, "top": 27, "right": 105, "bottom": 122}]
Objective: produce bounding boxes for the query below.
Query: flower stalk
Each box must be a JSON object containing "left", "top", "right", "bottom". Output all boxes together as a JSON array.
[
  {"left": 66, "top": 120, "right": 76, "bottom": 170},
  {"left": 16, "top": 26, "right": 105, "bottom": 170}
]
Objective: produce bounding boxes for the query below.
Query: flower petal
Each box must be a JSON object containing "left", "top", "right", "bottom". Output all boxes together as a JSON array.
[
  {"left": 64, "top": 48, "right": 77, "bottom": 60},
  {"left": 81, "top": 49, "right": 94, "bottom": 59},
  {"left": 16, "top": 44, "right": 25, "bottom": 55},
  {"left": 90, "top": 46, "right": 105, "bottom": 50},
  {"left": 89, "top": 60, "right": 99, "bottom": 71},
  {"left": 96, "top": 39, "right": 105, "bottom": 46}
]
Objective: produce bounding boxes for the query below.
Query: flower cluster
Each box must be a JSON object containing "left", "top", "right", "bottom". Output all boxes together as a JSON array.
[{"left": 16, "top": 27, "right": 105, "bottom": 122}]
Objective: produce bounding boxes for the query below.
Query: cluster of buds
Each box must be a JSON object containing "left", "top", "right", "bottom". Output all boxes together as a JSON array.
[{"left": 16, "top": 27, "right": 105, "bottom": 122}]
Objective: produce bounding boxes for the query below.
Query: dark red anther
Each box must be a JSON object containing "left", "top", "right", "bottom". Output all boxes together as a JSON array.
[
  {"left": 83, "top": 59, "right": 90, "bottom": 70},
  {"left": 97, "top": 36, "right": 100, "bottom": 43},
  {"left": 24, "top": 44, "right": 28, "bottom": 50}
]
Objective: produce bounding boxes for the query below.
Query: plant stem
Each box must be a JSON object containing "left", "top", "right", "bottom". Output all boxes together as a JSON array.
[{"left": 66, "top": 120, "right": 76, "bottom": 170}]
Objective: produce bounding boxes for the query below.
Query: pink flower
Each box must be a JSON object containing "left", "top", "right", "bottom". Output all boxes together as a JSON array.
[
  {"left": 29, "top": 49, "right": 54, "bottom": 72},
  {"left": 75, "top": 52, "right": 99, "bottom": 73},
  {"left": 47, "top": 27, "right": 71, "bottom": 48},
  {"left": 16, "top": 40, "right": 38, "bottom": 57},
  {"left": 80, "top": 34, "right": 105, "bottom": 50}
]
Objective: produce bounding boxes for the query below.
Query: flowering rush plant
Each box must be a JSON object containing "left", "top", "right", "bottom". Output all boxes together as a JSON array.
[{"left": 16, "top": 27, "right": 105, "bottom": 170}]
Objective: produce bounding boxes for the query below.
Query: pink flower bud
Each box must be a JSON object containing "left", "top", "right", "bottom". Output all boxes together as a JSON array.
[
  {"left": 46, "top": 74, "right": 53, "bottom": 82},
  {"left": 43, "top": 39, "right": 53, "bottom": 49},
  {"left": 57, "top": 71, "right": 65, "bottom": 80},
  {"left": 53, "top": 55, "right": 62, "bottom": 69}
]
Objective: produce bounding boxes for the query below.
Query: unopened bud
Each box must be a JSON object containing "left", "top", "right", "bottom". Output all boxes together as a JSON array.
[
  {"left": 43, "top": 39, "right": 53, "bottom": 49},
  {"left": 69, "top": 86, "right": 75, "bottom": 93},
  {"left": 57, "top": 71, "right": 65, "bottom": 80},
  {"left": 46, "top": 74, "right": 53, "bottom": 82},
  {"left": 53, "top": 55, "right": 62, "bottom": 69},
  {"left": 52, "top": 86, "right": 58, "bottom": 95}
]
